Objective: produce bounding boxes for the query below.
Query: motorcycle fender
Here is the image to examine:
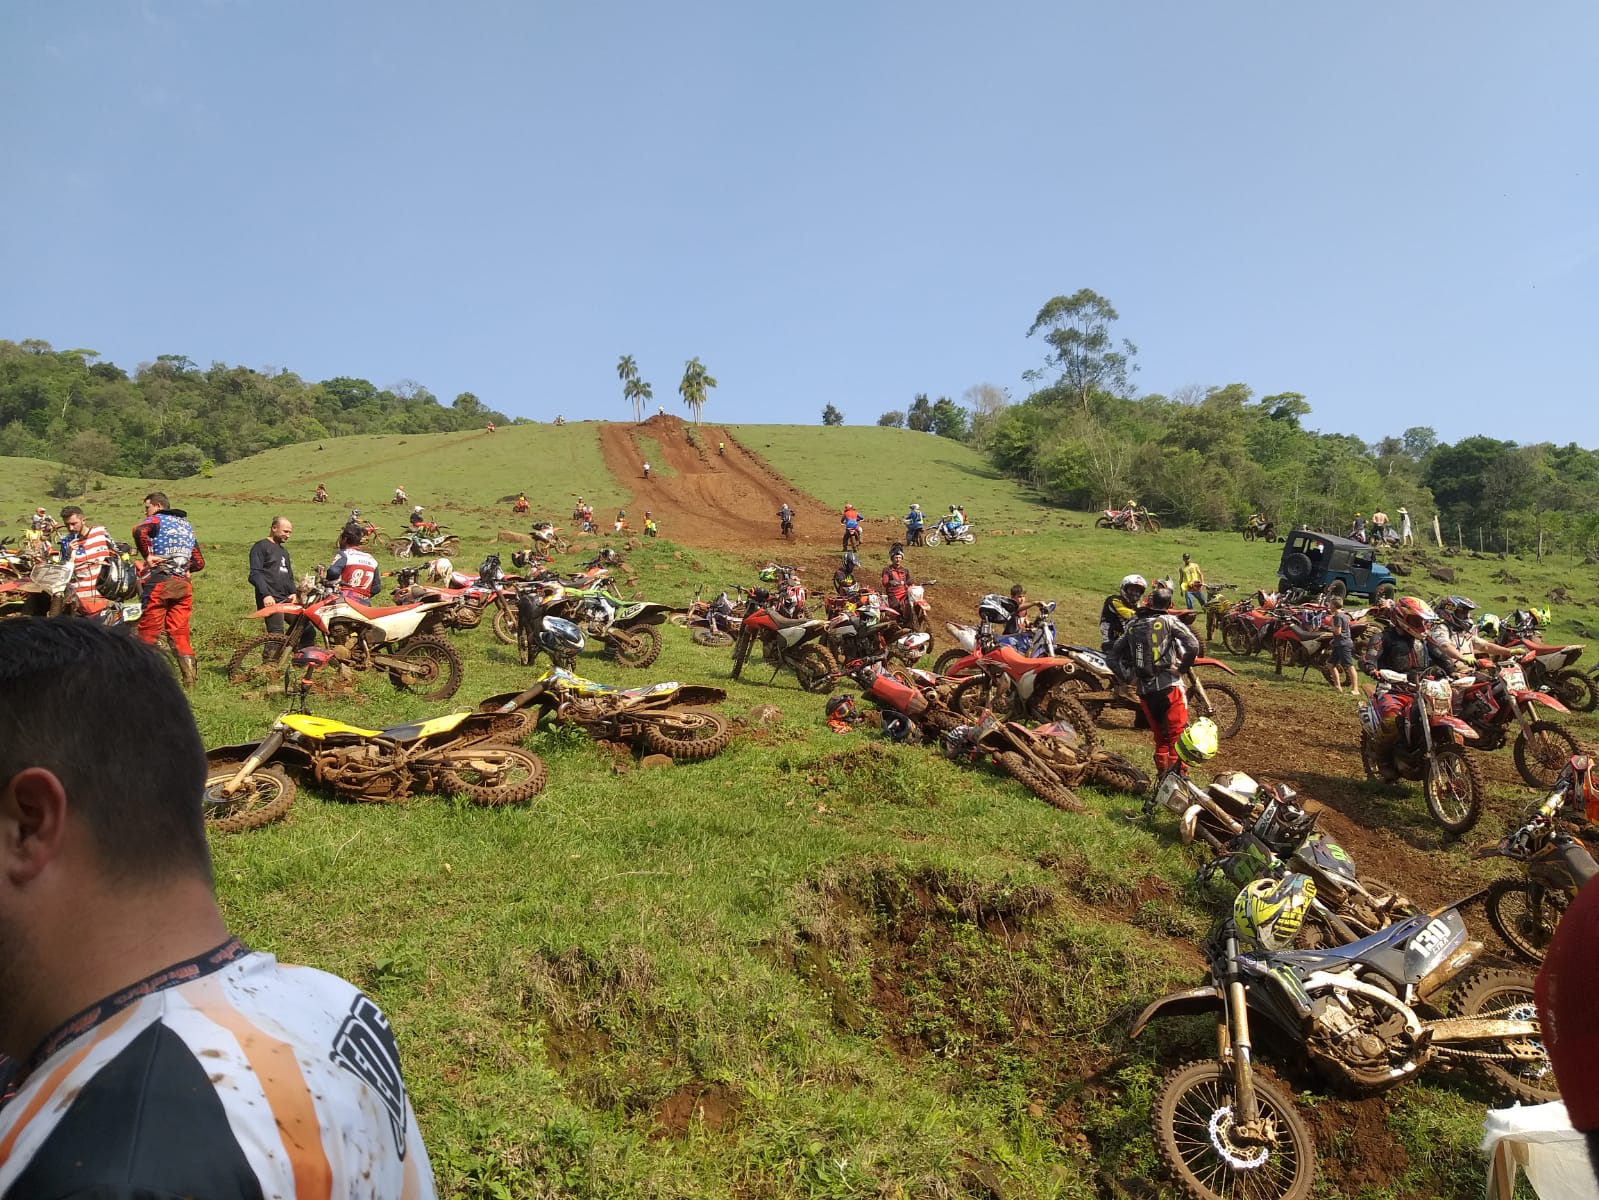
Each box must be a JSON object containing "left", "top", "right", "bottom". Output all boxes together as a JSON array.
[
  {"left": 615, "top": 603, "right": 671, "bottom": 625},
  {"left": 206, "top": 742, "right": 268, "bottom": 762},
  {"left": 673, "top": 685, "right": 728, "bottom": 707},
  {"left": 1432, "top": 716, "right": 1479, "bottom": 740},
  {"left": 942, "top": 651, "right": 980, "bottom": 675},
  {"left": 1128, "top": 986, "right": 1225, "bottom": 1040},
  {"left": 1192, "top": 657, "right": 1237, "bottom": 675},
  {"left": 251, "top": 599, "right": 303, "bottom": 618},
  {"left": 373, "top": 608, "right": 433, "bottom": 641},
  {"left": 1518, "top": 690, "right": 1570, "bottom": 714}
]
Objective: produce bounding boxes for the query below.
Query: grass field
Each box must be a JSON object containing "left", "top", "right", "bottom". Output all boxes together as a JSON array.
[{"left": 6, "top": 425, "right": 1599, "bottom": 1198}]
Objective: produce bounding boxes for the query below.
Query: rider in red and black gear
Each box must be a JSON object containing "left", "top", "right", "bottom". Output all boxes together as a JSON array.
[
  {"left": 1106, "top": 584, "right": 1200, "bottom": 775},
  {"left": 879, "top": 546, "right": 912, "bottom": 620},
  {"left": 325, "top": 526, "right": 382, "bottom": 601},
  {"left": 1361, "top": 595, "right": 1448, "bottom": 779}
]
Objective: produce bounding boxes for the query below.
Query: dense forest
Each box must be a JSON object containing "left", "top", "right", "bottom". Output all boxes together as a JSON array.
[
  {"left": 881, "top": 291, "right": 1599, "bottom": 556},
  {"left": 0, "top": 339, "right": 512, "bottom": 482}
]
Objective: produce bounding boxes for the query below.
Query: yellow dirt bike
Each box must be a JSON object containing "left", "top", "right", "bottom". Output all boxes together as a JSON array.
[{"left": 203, "top": 660, "right": 546, "bottom": 831}]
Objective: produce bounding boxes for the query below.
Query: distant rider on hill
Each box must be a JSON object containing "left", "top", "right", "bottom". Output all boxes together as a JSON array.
[
  {"left": 777, "top": 503, "right": 794, "bottom": 536},
  {"left": 840, "top": 503, "right": 862, "bottom": 551}
]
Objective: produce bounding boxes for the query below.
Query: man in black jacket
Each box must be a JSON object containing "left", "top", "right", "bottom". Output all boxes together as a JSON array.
[{"left": 247, "top": 517, "right": 297, "bottom": 651}]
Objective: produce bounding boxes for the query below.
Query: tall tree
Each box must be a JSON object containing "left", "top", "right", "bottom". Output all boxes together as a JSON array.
[
  {"left": 929, "top": 396, "right": 968, "bottom": 440},
  {"left": 906, "top": 393, "right": 934, "bottom": 432},
  {"left": 877, "top": 410, "right": 905, "bottom": 427},
  {"left": 1023, "top": 288, "right": 1138, "bottom": 414},
  {"left": 822, "top": 404, "right": 844, "bottom": 426},
  {"left": 616, "top": 354, "right": 641, "bottom": 422},
  {"left": 626, "top": 376, "right": 654, "bottom": 421},
  {"left": 678, "top": 357, "right": 717, "bottom": 424}
]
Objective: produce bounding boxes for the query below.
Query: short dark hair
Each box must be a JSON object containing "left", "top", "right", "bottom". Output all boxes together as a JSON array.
[
  {"left": 144, "top": 491, "right": 170, "bottom": 510},
  {"left": 1010, "top": 583, "right": 1026, "bottom": 597},
  {"left": 339, "top": 525, "right": 361, "bottom": 548},
  {"left": 59, "top": 506, "right": 83, "bottom": 521},
  {"left": 0, "top": 620, "right": 212, "bottom": 886}
]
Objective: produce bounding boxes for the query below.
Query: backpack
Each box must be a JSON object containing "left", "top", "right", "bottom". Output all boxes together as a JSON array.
[{"left": 1129, "top": 615, "right": 1182, "bottom": 681}]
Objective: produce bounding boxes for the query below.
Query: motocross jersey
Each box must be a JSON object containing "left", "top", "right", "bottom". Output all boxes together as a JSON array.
[
  {"left": 0, "top": 938, "right": 436, "bottom": 1199},
  {"left": 1363, "top": 627, "right": 1441, "bottom": 680},
  {"left": 60, "top": 525, "right": 113, "bottom": 613},
  {"left": 327, "top": 547, "right": 381, "bottom": 598},
  {"left": 1099, "top": 594, "right": 1136, "bottom": 648},
  {"left": 1108, "top": 610, "right": 1200, "bottom": 695}
]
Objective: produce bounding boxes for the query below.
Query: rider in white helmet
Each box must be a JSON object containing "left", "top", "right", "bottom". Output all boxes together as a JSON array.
[
  {"left": 1100, "top": 574, "right": 1147, "bottom": 650},
  {"left": 427, "top": 557, "right": 454, "bottom": 585}
]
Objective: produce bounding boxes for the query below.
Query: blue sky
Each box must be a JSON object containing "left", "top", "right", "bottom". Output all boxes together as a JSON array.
[{"left": 4, "top": 1, "right": 1596, "bottom": 446}]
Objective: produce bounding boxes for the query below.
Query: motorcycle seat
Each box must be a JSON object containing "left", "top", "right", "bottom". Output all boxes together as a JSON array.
[
  {"left": 1517, "top": 641, "right": 1575, "bottom": 655},
  {"left": 344, "top": 598, "right": 433, "bottom": 619},
  {"left": 762, "top": 610, "right": 819, "bottom": 630}
]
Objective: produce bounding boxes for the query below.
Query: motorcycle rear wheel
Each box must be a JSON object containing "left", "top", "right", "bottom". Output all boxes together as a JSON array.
[
  {"left": 639, "top": 709, "right": 732, "bottom": 760},
  {"left": 439, "top": 744, "right": 547, "bottom": 806},
  {"left": 1513, "top": 720, "right": 1580, "bottom": 790},
  {"left": 1424, "top": 745, "right": 1483, "bottom": 835},
  {"left": 1551, "top": 668, "right": 1598, "bottom": 713},
  {"left": 692, "top": 628, "right": 734, "bottom": 647},
  {"left": 607, "top": 624, "right": 663, "bottom": 669},
  {"left": 202, "top": 759, "right": 297, "bottom": 833},
  {"left": 1484, "top": 878, "right": 1571, "bottom": 964},
  {"left": 1088, "top": 751, "right": 1149, "bottom": 795},
  {"left": 1153, "top": 1060, "right": 1315, "bottom": 1200},
  {"left": 1191, "top": 679, "right": 1245, "bottom": 740},
  {"left": 931, "top": 648, "right": 974, "bottom": 676},
  {"left": 792, "top": 646, "right": 837, "bottom": 694},
  {"left": 996, "top": 751, "right": 1082, "bottom": 812},
  {"left": 958, "top": 531, "right": 975, "bottom": 544},
  {"left": 386, "top": 635, "right": 465, "bottom": 701},
  {"left": 1094, "top": 516, "right": 1115, "bottom": 529},
  {"left": 1038, "top": 688, "right": 1100, "bottom": 757},
  {"left": 1448, "top": 968, "right": 1560, "bottom": 1104}
]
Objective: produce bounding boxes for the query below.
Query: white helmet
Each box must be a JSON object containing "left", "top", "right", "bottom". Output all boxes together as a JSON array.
[
  {"left": 412, "top": 504, "right": 423, "bottom": 514},
  {"left": 1120, "top": 574, "right": 1148, "bottom": 604},
  {"left": 428, "top": 557, "right": 453, "bottom": 583}
]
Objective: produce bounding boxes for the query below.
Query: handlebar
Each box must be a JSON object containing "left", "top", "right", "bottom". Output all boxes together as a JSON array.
[{"left": 1556, "top": 836, "right": 1599, "bottom": 889}]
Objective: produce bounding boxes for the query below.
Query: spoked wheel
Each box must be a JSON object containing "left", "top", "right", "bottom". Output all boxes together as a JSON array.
[
  {"left": 1424, "top": 745, "right": 1484, "bottom": 835},
  {"left": 923, "top": 531, "right": 943, "bottom": 547},
  {"left": 491, "top": 606, "right": 519, "bottom": 645},
  {"left": 439, "top": 744, "right": 547, "bottom": 806},
  {"left": 1513, "top": 720, "right": 1581, "bottom": 790},
  {"left": 639, "top": 709, "right": 733, "bottom": 760},
  {"left": 932, "top": 647, "right": 976, "bottom": 676},
  {"left": 1220, "top": 617, "right": 1259, "bottom": 658},
  {"left": 202, "top": 760, "right": 297, "bottom": 833},
  {"left": 226, "top": 633, "right": 290, "bottom": 685},
  {"left": 389, "top": 538, "right": 413, "bottom": 558},
  {"left": 729, "top": 629, "right": 753, "bottom": 680},
  {"left": 1448, "top": 969, "right": 1560, "bottom": 1104},
  {"left": 1143, "top": 516, "right": 1162, "bottom": 533},
  {"left": 1484, "top": 878, "right": 1571, "bottom": 964},
  {"left": 996, "top": 751, "right": 1082, "bottom": 812},
  {"left": 1094, "top": 516, "right": 1115, "bottom": 529},
  {"left": 386, "top": 635, "right": 465, "bottom": 701},
  {"left": 1551, "top": 668, "right": 1598, "bottom": 713},
  {"left": 607, "top": 624, "right": 663, "bottom": 669},
  {"left": 1153, "top": 1060, "right": 1316, "bottom": 1200},
  {"left": 692, "top": 628, "right": 734, "bottom": 647},
  {"left": 792, "top": 646, "right": 837, "bottom": 694},
  {"left": 1038, "top": 688, "right": 1100, "bottom": 756},
  {"left": 1089, "top": 751, "right": 1150, "bottom": 795},
  {"left": 1191, "top": 679, "right": 1245, "bottom": 740}
]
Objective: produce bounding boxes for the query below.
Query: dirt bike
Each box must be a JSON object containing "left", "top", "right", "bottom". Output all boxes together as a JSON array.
[
  {"left": 922, "top": 517, "right": 974, "bottom": 546},
  {"left": 1094, "top": 505, "right": 1160, "bottom": 533},
  {"left": 820, "top": 594, "right": 931, "bottom": 672},
  {"left": 1358, "top": 671, "right": 1484, "bottom": 834},
  {"left": 1240, "top": 516, "right": 1277, "bottom": 542},
  {"left": 392, "top": 556, "right": 520, "bottom": 634},
  {"left": 227, "top": 578, "right": 466, "bottom": 701},
  {"left": 477, "top": 666, "right": 733, "bottom": 761},
  {"left": 669, "top": 584, "right": 743, "bottom": 647},
  {"left": 1451, "top": 659, "right": 1579, "bottom": 789},
  {"left": 756, "top": 563, "right": 808, "bottom": 618},
  {"left": 1498, "top": 628, "right": 1597, "bottom": 712},
  {"left": 1480, "top": 756, "right": 1599, "bottom": 963},
  {"left": 513, "top": 588, "right": 588, "bottom": 670},
  {"left": 203, "top": 662, "right": 545, "bottom": 827},
  {"left": 352, "top": 518, "right": 382, "bottom": 547},
  {"left": 512, "top": 499, "right": 530, "bottom": 515},
  {"left": 549, "top": 585, "right": 673, "bottom": 669},
  {"left": 1058, "top": 643, "right": 1246, "bottom": 740},
  {"left": 312, "top": 489, "right": 329, "bottom": 504},
  {"left": 390, "top": 493, "right": 409, "bottom": 506},
  {"left": 1218, "top": 591, "right": 1285, "bottom": 657},
  {"left": 730, "top": 588, "right": 836, "bottom": 692},
  {"left": 841, "top": 524, "right": 862, "bottom": 552},
  {"left": 779, "top": 512, "right": 794, "bottom": 539},
  {"left": 1130, "top": 890, "right": 1556, "bottom": 1200},
  {"left": 944, "top": 706, "right": 1148, "bottom": 812},
  {"left": 530, "top": 522, "right": 570, "bottom": 554},
  {"left": 390, "top": 525, "right": 459, "bottom": 559},
  {"left": 903, "top": 522, "right": 925, "bottom": 547}
]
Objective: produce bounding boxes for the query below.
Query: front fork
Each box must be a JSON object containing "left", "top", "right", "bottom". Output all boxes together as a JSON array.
[
  {"left": 221, "top": 728, "right": 286, "bottom": 796},
  {"left": 1221, "top": 934, "right": 1266, "bottom": 1137}
]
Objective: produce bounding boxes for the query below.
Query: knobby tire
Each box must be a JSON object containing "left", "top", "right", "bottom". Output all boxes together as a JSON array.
[
  {"left": 1448, "top": 968, "right": 1560, "bottom": 1104},
  {"left": 439, "top": 744, "right": 548, "bottom": 806},
  {"left": 202, "top": 759, "right": 297, "bottom": 833},
  {"left": 1153, "top": 1060, "right": 1315, "bottom": 1200}
]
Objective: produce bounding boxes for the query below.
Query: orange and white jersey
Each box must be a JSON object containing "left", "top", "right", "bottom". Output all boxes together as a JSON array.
[{"left": 0, "top": 940, "right": 435, "bottom": 1198}]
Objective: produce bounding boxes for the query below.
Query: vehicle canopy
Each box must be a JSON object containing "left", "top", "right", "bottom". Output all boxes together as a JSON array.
[{"left": 1277, "top": 529, "right": 1397, "bottom": 600}]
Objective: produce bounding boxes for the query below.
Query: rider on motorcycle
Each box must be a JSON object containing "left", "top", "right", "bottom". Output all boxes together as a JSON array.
[
  {"left": 313, "top": 484, "right": 328, "bottom": 503},
  {"left": 949, "top": 504, "right": 967, "bottom": 531},
  {"left": 840, "top": 503, "right": 862, "bottom": 550},
  {"left": 1429, "top": 595, "right": 1517, "bottom": 666},
  {"left": 644, "top": 512, "right": 658, "bottom": 538},
  {"left": 880, "top": 547, "right": 912, "bottom": 618},
  {"left": 904, "top": 503, "right": 925, "bottom": 545},
  {"left": 1361, "top": 596, "right": 1448, "bottom": 780},
  {"left": 777, "top": 503, "right": 794, "bottom": 535},
  {"left": 409, "top": 504, "right": 432, "bottom": 531},
  {"left": 326, "top": 526, "right": 382, "bottom": 602},
  {"left": 514, "top": 492, "right": 530, "bottom": 513},
  {"left": 394, "top": 486, "right": 407, "bottom": 505},
  {"left": 1099, "top": 574, "right": 1146, "bottom": 651}
]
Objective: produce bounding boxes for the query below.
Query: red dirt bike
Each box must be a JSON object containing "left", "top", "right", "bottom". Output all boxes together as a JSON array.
[
  {"left": 1094, "top": 505, "right": 1160, "bottom": 533},
  {"left": 1453, "top": 658, "right": 1579, "bottom": 789},
  {"left": 227, "top": 578, "right": 466, "bottom": 700},
  {"left": 1359, "top": 670, "right": 1484, "bottom": 834},
  {"left": 1267, "top": 605, "right": 1369, "bottom": 678},
  {"left": 820, "top": 593, "right": 931, "bottom": 675},
  {"left": 730, "top": 587, "right": 835, "bottom": 692},
  {"left": 937, "top": 640, "right": 1101, "bottom": 742},
  {"left": 1498, "top": 629, "right": 1597, "bottom": 712},
  {"left": 756, "top": 563, "right": 808, "bottom": 618},
  {"left": 1217, "top": 590, "right": 1285, "bottom": 656}
]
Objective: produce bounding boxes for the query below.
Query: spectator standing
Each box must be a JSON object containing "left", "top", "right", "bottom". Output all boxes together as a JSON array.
[
  {"left": 0, "top": 619, "right": 437, "bottom": 1196},
  {"left": 132, "top": 491, "right": 204, "bottom": 687},
  {"left": 1399, "top": 506, "right": 1414, "bottom": 546},
  {"left": 56, "top": 506, "right": 113, "bottom": 619},
  {"left": 1106, "top": 584, "right": 1201, "bottom": 776},
  {"left": 248, "top": 517, "right": 298, "bottom": 650},
  {"left": 1326, "top": 594, "right": 1356, "bottom": 693},
  {"left": 1179, "top": 553, "right": 1206, "bottom": 610}
]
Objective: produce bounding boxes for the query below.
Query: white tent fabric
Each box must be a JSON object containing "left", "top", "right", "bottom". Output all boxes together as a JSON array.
[{"left": 1482, "top": 1102, "right": 1598, "bottom": 1200}]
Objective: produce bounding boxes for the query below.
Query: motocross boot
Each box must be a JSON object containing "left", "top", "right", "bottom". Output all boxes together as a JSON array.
[{"left": 177, "top": 654, "right": 197, "bottom": 689}]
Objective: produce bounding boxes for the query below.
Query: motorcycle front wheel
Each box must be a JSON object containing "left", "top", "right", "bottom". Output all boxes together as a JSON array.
[
  {"left": 729, "top": 629, "right": 752, "bottom": 680},
  {"left": 1153, "top": 1060, "right": 1315, "bottom": 1200},
  {"left": 386, "top": 635, "right": 465, "bottom": 701},
  {"left": 1551, "top": 668, "right": 1599, "bottom": 713},
  {"left": 923, "top": 531, "right": 943, "bottom": 547},
  {"left": 639, "top": 709, "right": 733, "bottom": 760},
  {"left": 1484, "top": 878, "right": 1571, "bottom": 964},
  {"left": 607, "top": 624, "right": 663, "bottom": 669},
  {"left": 1191, "top": 680, "right": 1245, "bottom": 740},
  {"left": 1449, "top": 968, "right": 1560, "bottom": 1104},
  {"left": 1220, "top": 617, "right": 1259, "bottom": 658},
  {"left": 491, "top": 606, "right": 519, "bottom": 645},
  {"left": 1424, "top": 745, "right": 1483, "bottom": 835},
  {"left": 1513, "top": 720, "right": 1580, "bottom": 790},
  {"left": 439, "top": 744, "right": 547, "bottom": 806},
  {"left": 389, "top": 538, "right": 413, "bottom": 558},
  {"left": 202, "top": 759, "right": 297, "bottom": 833},
  {"left": 996, "top": 751, "right": 1082, "bottom": 811},
  {"left": 226, "top": 633, "right": 290, "bottom": 685},
  {"left": 1143, "top": 516, "right": 1162, "bottom": 533}
]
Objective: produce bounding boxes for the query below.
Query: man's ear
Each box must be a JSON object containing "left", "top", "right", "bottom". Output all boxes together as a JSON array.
[{"left": 0, "top": 768, "right": 70, "bottom": 886}]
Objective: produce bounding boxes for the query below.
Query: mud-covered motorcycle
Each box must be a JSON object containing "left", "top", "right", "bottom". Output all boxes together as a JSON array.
[
  {"left": 730, "top": 586, "right": 836, "bottom": 692},
  {"left": 1358, "top": 670, "right": 1484, "bottom": 834}
]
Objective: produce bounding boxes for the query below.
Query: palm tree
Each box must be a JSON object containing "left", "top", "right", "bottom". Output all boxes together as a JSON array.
[
  {"left": 617, "top": 355, "right": 640, "bottom": 421},
  {"left": 678, "top": 357, "right": 717, "bottom": 425},
  {"left": 623, "top": 377, "right": 653, "bottom": 423}
]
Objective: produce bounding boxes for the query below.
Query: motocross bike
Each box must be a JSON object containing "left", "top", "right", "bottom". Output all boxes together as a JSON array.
[
  {"left": 1480, "top": 757, "right": 1599, "bottom": 963},
  {"left": 1095, "top": 505, "right": 1160, "bottom": 533},
  {"left": 547, "top": 584, "right": 672, "bottom": 669},
  {"left": 1218, "top": 591, "right": 1284, "bottom": 657},
  {"left": 948, "top": 707, "right": 1150, "bottom": 809},
  {"left": 0, "top": 536, "right": 40, "bottom": 581},
  {"left": 779, "top": 512, "right": 794, "bottom": 539},
  {"left": 669, "top": 584, "right": 743, "bottom": 646},
  {"left": 203, "top": 660, "right": 545, "bottom": 823},
  {"left": 1359, "top": 670, "right": 1484, "bottom": 834},
  {"left": 1196, "top": 785, "right": 1419, "bottom": 948},
  {"left": 932, "top": 631, "right": 1098, "bottom": 738},
  {"left": 1057, "top": 642, "right": 1246, "bottom": 740},
  {"left": 820, "top": 594, "right": 931, "bottom": 673},
  {"left": 922, "top": 516, "right": 974, "bottom": 546},
  {"left": 842, "top": 523, "right": 862, "bottom": 552},
  {"left": 226, "top": 579, "right": 466, "bottom": 701},
  {"left": 514, "top": 588, "right": 587, "bottom": 670},
  {"left": 1130, "top": 893, "right": 1559, "bottom": 1200},
  {"left": 934, "top": 601, "right": 1061, "bottom": 674},
  {"left": 1498, "top": 628, "right": 1597, "bottom": 713},
  {"left": 730, "top": 587, "right": 836, "bottom": 692},
  {"left": 530, "top": 522, "right": 570, "bottom": 554},
  {"left": 1451, "top": 658, "right": 1579, "bottom": 789},
  {"left": 390, "top": 524, "right": 459, "bottom": 559},
  {"left": 477, "top": 666, "right": 733, "bottom": 761},
  {"left": 351, "top": 518, "right": 383, "bottom": 547},
  {"left": 1241, "top": 515, "right": 1277, "bottom": 542}
]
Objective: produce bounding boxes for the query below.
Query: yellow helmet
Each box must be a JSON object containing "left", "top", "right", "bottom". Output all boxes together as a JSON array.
[
  {"left": 1233, "top": 874, "right": 1318, "bottom": 951},
  {"left": 1176, "top": 718, "right": 1219, "bottom": 766}
]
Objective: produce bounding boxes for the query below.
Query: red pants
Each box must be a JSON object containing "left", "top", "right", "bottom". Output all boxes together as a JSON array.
[
  {"left": 1139, "top": 685, "right": 1190, "bottom": 775},
  {"left": 138, "top": 576, "right": 194, "bottom": 656}
]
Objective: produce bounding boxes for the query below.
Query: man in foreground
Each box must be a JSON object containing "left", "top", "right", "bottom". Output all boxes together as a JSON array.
[{"left": 0, "top": 620, "right": 436, "bottom": 1197}]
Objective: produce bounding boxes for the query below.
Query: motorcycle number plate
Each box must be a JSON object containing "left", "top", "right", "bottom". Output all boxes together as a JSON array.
[
  {"left": 1422, "top": 679, "right": 1453, "bottom": 717},
  {"left": 1500, "top": 663, "right": 1526, "bottom": 692},
  {"left": 1407, "top": 918, "right": 1454, "bottom": 963},
  {"left": 1153, "top": 773, "right": 1185, "bottom": 814}
]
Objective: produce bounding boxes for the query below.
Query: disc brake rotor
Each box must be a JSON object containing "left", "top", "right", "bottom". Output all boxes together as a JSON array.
[{"left": 1208, "top": 1106, "right": 1270, "bottom": 1170}]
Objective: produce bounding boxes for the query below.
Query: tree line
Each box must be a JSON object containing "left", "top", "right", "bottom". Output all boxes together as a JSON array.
[
  {"left": 0, "top": 339, "right": 512, "bottom": 481},
  {"left": 857, "top": 290, "right": 1599, "bottom": 555}
]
